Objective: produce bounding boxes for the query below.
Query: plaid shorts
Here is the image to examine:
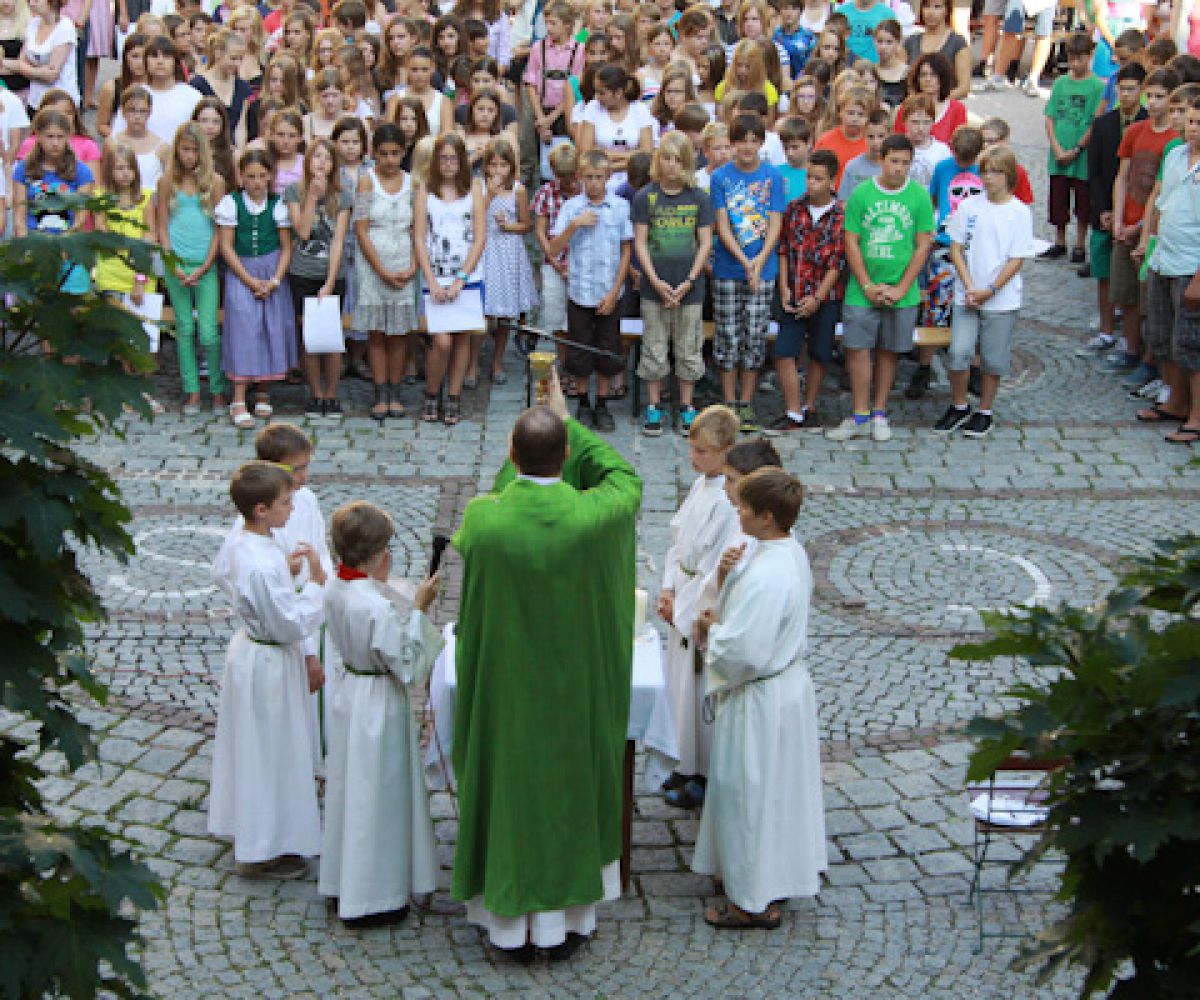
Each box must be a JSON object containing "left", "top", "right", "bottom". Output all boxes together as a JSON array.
[
  {"left": 1146, "top": 269, "right": 1200, "bottom": 370},
  {"left": 712, "top": 280, "right": 774, "bottom": 371}
]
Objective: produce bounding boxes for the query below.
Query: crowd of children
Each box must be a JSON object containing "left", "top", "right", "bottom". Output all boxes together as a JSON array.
[{"left": 8, "top": 0, "right": 1200, "bottom": 440}]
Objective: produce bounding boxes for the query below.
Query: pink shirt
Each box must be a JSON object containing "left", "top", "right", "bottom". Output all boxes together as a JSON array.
[
  {"left": 522, "top": 36, "right": 585, "bottom": 109},
  {"left": 17, "top": 134, "right": 101, "bottom": 164}
]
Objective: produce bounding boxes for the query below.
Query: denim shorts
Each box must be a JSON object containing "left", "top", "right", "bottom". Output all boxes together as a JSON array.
[{"left": 1003, "top": 0, "right": 1056, "bottom": 37}]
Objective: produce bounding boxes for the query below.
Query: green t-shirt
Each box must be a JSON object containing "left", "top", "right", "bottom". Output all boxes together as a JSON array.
[
  {"left": 844, "top": 177, "right": 935, "bottom": 309},
  {"left": 1045, "top": 73, "right": 1105, "bottom": 180}
]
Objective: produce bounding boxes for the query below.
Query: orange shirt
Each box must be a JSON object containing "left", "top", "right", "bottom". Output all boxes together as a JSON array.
[{"left": 814, "top": 127, "right": 869, "bottom": 188}]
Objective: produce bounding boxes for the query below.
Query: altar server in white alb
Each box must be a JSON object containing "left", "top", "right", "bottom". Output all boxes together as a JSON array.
[
  {"left": 693, "top": 468, "right": 827, "bottom": 929},
  {"left": 319, "top": 501, "right": 444, "bottom": 928},
  {"left": 208, "top": 461, "right": 328, "bottom": 879},
  {"left": 212, "top": 424, "right": 333, "bottom": 769},
  {"left": 655, "top": 405, "right": 740, "bottom": 810}
]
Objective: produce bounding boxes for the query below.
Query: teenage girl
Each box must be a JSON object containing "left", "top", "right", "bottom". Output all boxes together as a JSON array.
[
  {"left": 192, "top": 96, "right": 237, "bottom": 193},
  {"left": 479, "top": 139, "right": 535, "bottom": 386},
  {"left": 15, "top": 88, "right": 100, "bottom": 165},
  {"left": 638, "top": 24, "right": 674, "bottom": 103},
  {"left": 457, "top": 86, "right": 511, "bottom": 176},
  {"left": 333, "top": 114, "right": 372, "bottom": 381},
  {"left": 157, "top": 123, "right": 225, "bottom": 415},
  {"left": 13, "top": 108, "right": 94, "bottom": 296},
  {"left": 281, "top": 10, "right": 314, "bottom": 69},
  {"left": 378, "top": 16, "right": 416, "bottom": 100},
  {"left": 305, "top": 67, "right": 347, "bottom": 140},
  {"left": 190, "top": 28, "right": 252, "bottom": 141},
  {"left": 96, "top": 32, "right": 148, "bottom": 140},
  {"left": 353, "top": 122, "right": 419, "bottom": 421},
  {"left": 217, "top": 147, "right": 295, "bottom": 429},
  {"left": 110, "top": 85, "right": 168, "bottom": 190},
  {"left": 268, "top": 108, "right": 304, "bottom": 195},
  {"left": 391, "top": 94, "right": 430, "bottom": 173},
  {"left": 413, "top": 132, "right": 486, "bottom": 426}
]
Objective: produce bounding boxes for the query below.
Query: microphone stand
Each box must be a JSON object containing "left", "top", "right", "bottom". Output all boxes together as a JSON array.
[{"left": 511, "top": 323, "right": 627, "bottom": 407}]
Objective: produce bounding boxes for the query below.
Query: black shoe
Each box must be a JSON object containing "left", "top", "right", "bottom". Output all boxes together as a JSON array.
[
  {"left": 962, "top": 411, "right": 994, "bottom": 438},
  {"left": 1039, "top": 244, "right": 1067, "bottom": 260},
  {"left": 1077, "top": 261, "right": 1091, "bottom": 278},
  {"left": 575, "top": 399, "right": 595, "bottom": 428},
  {"left": 664, "top": 777, "right": 706, "bottom": 809},
  {"left": 342, "top": 905, "right": 410, "bottom": 929},
  {"left": 1070, "top": 247, "right": 1086, "bottom": 265},
  {"left": 305, "top": 398, "right": 323, "bottom": 418},
  {"left": 932, "top": 405, "right": 971, "bottom": 434},
  {"left": 544, "top": 932, "right": 588, "bottom": 962},
  {"left": 325, "top": 398, "right": 343, "bottom": 418},
  {"left": 593, "top": 404, "right": 616, "bottom": 432},
  {"left": 768, "top": 410, "right": 820, "bottom": 432},
  {"left": 497, "top": 943, "right": 537, "bottom": 965},
  {"left": 661, "top": 771, "right": 688, "bottom": 792},
  {"left": 905, "top": 365, "right": 933, "bottom": 399},
  {"left": 967, "top": 367, "right": 983, "bottom": 398}
]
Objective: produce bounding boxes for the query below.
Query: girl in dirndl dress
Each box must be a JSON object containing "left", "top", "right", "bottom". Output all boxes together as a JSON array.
[{"left": 217, "top": 147, "right": 295, "bottom": 429}]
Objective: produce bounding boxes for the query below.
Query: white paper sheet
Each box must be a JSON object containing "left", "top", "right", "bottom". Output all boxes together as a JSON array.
[
  {"left": 122, "top": 292, "right": 164, "bottom": 353},
  {"left": 422, "top": 284, "right": 485, "bottom": 334},
  {"left": 302, "top": 295, "right": 345, "bottom": 353}
]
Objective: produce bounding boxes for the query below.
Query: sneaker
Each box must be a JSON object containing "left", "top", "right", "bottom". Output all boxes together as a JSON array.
[
  {"left": 905, "top": 365, "right": 933, "bottom": 399},
  {"left": 678, "top": 405, "right": 697, "bottom": 431},
  {"left": 576, "top": 400, "right": 595, "bottom": 428},
  {"left": 1070, "top": 247, "right": 1086, "bottom": 265},
  {"left": 1157, "top": 384, "right": 1172, "bottom": 405},
  {"left": 593, "top": 404, "right": 616, "bottom": 432},
  {"left": 642, "top": 404, "right": 664, "bottom": 436},
  {"left": 738, "top": 402, "right": 761, "bottom": 433},
  {"left": 1120, "top": 363, "right": 1156, "bottom": 389},
  {"left": 305, "top": 398, "right": 324, "bottom": 419},
  {"left": 974, "top": 74, "right": 1009, "bottom": 92},
  {"left": 871, "top": 413, "right": 892, "bottom": 442},
  {"left": 1075, "top": 333, "right": 1116, "bottom": 357},
  {"left": 758, "top": 371, "right": 778, "bottom": 394},
  {"left": 933, "top": 405, "right": 972, "bottom": 434},
  {"left": 767, "top": 411, "right": 818, "bottom": 432},
  {"left": 825, "top": 416, "right": 870, "bottom": 441},
  {"left": 1132, "top": 378, "right": 1163, "bottom": 399},
  {"left": 1039, "top": 244, "right": 1067, "bottom": 260},
  {"left": 1101, "top": 354, "right": 1138, "bottom": 374},
  {"left": 1021, "top": 76, "right": 1043, "bottom": 97},
  {"left": 325, "top": 398, "right": 344, "bottom": 418},
  {"left": 962, "top": 411, "right": 994, "bottom": 438},
  {"left": 1077, "top": 261, "right": 1091, "bottom": 278}
]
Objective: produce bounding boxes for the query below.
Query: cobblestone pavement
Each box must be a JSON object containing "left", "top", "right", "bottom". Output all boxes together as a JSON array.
[{"left": 5, "top": 87, "right": 1200, "bottom": 998}]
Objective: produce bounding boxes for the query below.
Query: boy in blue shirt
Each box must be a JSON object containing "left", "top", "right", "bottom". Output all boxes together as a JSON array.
[
  {"left": 777, "top": 116, "right": 812, "bottom": 203},
  {"left": 711, "top": 112, "right": 788, "bottom": 432}
]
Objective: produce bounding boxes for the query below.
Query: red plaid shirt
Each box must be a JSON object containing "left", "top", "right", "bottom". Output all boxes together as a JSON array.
[
  {"left": 533, "top": 180, "right": 569, "bottom": 268},
  {"left": 779, "top": 196, "right": 846, "bottom": 302}
]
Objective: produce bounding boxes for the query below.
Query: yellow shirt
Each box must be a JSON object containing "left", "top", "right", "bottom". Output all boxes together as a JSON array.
[
  {"left": 714, "top": 79, "right": 779, "bottom": 108},
  {"left": 93, "top": 189, "right": 157, "bottom": 295}
]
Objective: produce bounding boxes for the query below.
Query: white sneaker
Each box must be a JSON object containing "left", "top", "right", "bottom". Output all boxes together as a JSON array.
[
  {"left": 1021, "top": 77, "right": 1043, "bottom": 97},
  {"left": 1136, "top": 378, "right": 1164, "bottom": 399},
  {"left": 826, "top": 416, "right": 870, "bottom": 441},
  {"left": 1157, "top": 385, "right": 1172, "bottom": 405},
  {"left": 1076, "top": 333, "right": 1116, "bottom": 357},
  {"left": 871, "top": 414, "right": 892, "bottom": 442}
]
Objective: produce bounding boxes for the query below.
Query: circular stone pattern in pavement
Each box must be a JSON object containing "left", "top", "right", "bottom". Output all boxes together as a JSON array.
[{"left": 819, "top": 523, "right": 1117, "bottom": 634}]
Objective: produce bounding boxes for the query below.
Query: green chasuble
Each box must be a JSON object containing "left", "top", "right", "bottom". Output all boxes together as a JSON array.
[{"left": 450, "top": 418, "right": 643, "bottom": 917}]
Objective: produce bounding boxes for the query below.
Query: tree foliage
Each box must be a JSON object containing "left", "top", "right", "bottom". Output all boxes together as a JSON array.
[
  {"left": 0, "top": 198, "right": 165, "bottom": 999},
  {"left": 954, "top": 536, "right": 1200, "bottom": 999}
]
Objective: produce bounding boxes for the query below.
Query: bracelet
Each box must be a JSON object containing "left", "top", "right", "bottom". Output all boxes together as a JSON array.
[{"left": 455, "top": 269, "right": 469, "bottom": 281}]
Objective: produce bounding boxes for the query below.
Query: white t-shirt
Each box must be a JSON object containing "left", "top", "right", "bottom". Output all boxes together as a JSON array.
[
  {"left": 0, "top": 89, "right": 30, "bottom": 155},
  {"left": 944, "top": 193, "right": 1036, "bottom": 313},
  {"left": 111, "top": 83, "right": 203, "bottom": 144},
  {"left": 25, "top": 15, "right": 78, "bottom": 108},
  {"left": 582, "top": 99, "right": 655, "bottom": 154},
  {"left": 909, "top": 138, "right": 952, "bottom": 188},
  {"left": 760, "top": 130, "right": 786, "bottom": 167}
]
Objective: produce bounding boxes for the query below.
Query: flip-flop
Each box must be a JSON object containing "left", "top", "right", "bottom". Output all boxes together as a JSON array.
[
  {"left": 1136, "top": 406, "right": 1186, "bottom": 423},
  {"left": 1165, "top": 425, "right": 1200, "bottom": 444},
  {"left": 703, "top": 901, "right": 782, "bottom": 930}
]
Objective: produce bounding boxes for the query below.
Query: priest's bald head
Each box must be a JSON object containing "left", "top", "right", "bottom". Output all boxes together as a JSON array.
[{"left": 510, "top": 406, "right": 570, "bottom": 477}]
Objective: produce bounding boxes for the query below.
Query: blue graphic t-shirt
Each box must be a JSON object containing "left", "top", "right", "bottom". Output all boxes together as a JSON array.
[
  {"left": 929, "top": 157, "right": 982, "bottom": 245},
  {"left": 774, "top": 25, "right": 817, "bottom": 75},
  {"left": 835, "top": 0, "right": 896, "bottom": 63},
  {"left": 710, "top": 159, "right": 787, "bottom": 281}
]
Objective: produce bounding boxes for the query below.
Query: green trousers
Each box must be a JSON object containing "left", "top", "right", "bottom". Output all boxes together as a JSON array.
[{"left": 163, "top": 261, "right": 224, "bottom": 396}]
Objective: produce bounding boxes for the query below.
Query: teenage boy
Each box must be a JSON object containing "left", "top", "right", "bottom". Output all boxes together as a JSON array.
[
  {"left": 1041, "top": 32, "right": 1105, "bottom": 263},
  {"left": 828, "top": 135, "right": 934, "bottom": 443},
  {"left": 934, "top": 147, "right": 1035, "bottom": 438},
  {"left": 980, "top": 116, "right": 1036, "bottom": 205},
  {"left": 904, "top": 95, "right": 952, "bottom": 188},
  {"left": 1100, "top": 27, "right": 1147, "bottom": 113},
  {"left": 814, "top": 85, "right": 873, "bottom": 188},
  {"left": 774, "top": 149, "right": 845, "bottom": 431},
  {"left": 1109, "top": 67, "right": 1181, "bottom": 381},
  {"left": 522, "top": 1, "right": 585, "bottom": 185},
  {"left": 838, "top": 108, "right": 889, "bottom": 199},
  {"left": 1137, "top": 97, "right": 1200, "bottom": 443},
  {"left": 711, "top": 112, "right": 787, "bottom": 432},
  {"left": 834, "top": 0, "right": 894, "bottom": 63},
  {"left": 549, "top": 148, "right": 633, "bottom": 432},
  {"left": 633, "top": 133, "right": 715, "bottom": 435},
  {"left": 1080, "top": 62, "right": 1147, "bottom": 354},
  {"left": 777, "top": 115, "right": 812, "bottom": 203},
  {"left": 775, "top": 0, "right": 818, "bottom": 75}
]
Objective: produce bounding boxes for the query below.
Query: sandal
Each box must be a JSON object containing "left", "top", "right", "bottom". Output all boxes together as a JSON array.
[
  {"left": 387, "top": 383, "right": 406, "bottom": 418},
  {"left": 1136, "top": 406, "right": 1186, "bottom": 423},
  {"left": 229, "top": 402, "right": 255, "bottom": 429},
  {"left": 421, "top": 394, "right": 440, "bottom": 423},
  {"left": 1165, "top": 425, "right": 1200, "bottom": 444},
  {"left": 443, "top": 394, "right": 461, "bottom": 426},
  {"left": 703, "top": 901, "right": 782, "bottom": 930},
  {"left": 142, "top": 393, "right": 165, "bottom": 415},
  {"left": 607, "top": 382, "right": 628, "bottom": 400},
  {"left": 371, "top": 384, "right": 390, "bottom": 421},
  {"left": 664, "top": 777, "right": 706, "bottom": 809},
  {"left": 254, "top": 393, "right": 273, "bottom": 418}
]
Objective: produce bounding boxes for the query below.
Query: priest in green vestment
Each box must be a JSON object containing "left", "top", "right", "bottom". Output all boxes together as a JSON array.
[{"left": 451, "top": 382, "right": 642, "bottom": 961}]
